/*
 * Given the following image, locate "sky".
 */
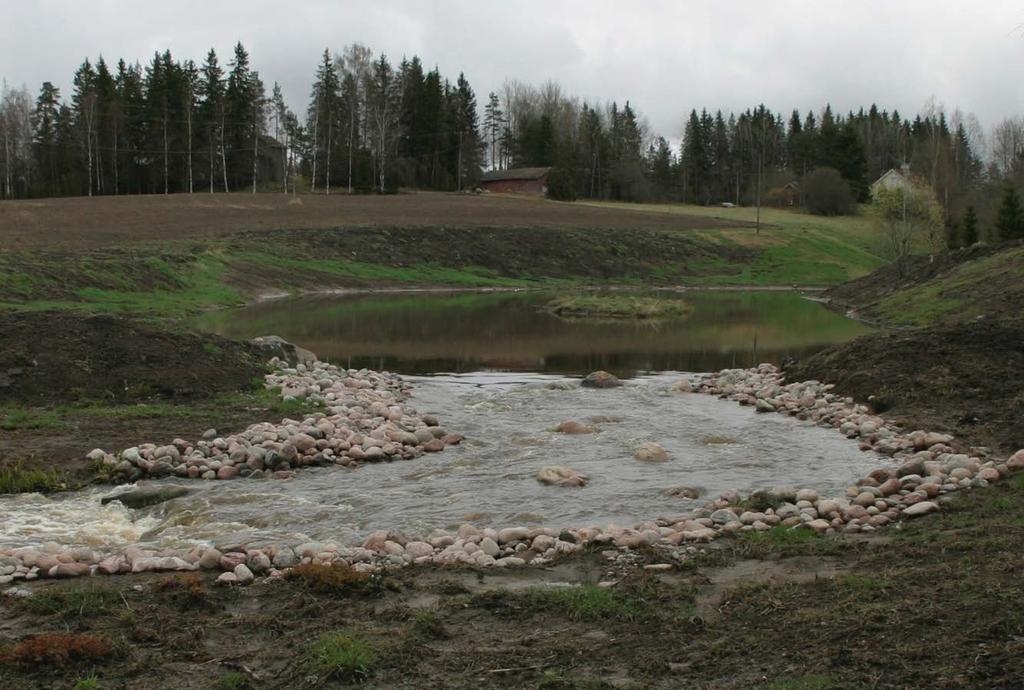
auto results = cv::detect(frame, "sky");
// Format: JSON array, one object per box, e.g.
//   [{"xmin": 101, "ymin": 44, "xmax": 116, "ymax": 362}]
[{"xmin": 2, "ymin": 0, "xmax": 1023, "ymax": 146}]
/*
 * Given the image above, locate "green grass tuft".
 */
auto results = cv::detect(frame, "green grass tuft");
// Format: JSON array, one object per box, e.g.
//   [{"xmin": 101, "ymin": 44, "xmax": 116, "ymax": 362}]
[
  {"xmin": 216, "ymin": 671, "xmax": 252, "ymax": 690},
  {"xmin": 73, "ymin": 675, "xmax": 103, "ymax": 690},
  {"xmin": 306, "ymin": 631, "xmax": 378, "ymax": 682},
  {"xmin": 18, "ymin": 582, "xmax": 125, "ymax": 619}
]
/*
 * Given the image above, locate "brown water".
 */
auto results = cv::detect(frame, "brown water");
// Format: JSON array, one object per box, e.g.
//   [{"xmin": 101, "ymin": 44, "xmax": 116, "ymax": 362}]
[{"xmin": 195, "ymin": 290, "xmax": 871, "ymax": 375}]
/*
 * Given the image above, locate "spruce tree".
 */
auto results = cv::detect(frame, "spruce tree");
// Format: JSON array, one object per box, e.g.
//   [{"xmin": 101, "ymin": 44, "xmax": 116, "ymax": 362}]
[
  {"xmin": 994, "ymin": 185, "xmax": 1024, "ymax": 241},
  {"xmin": 962, "ymin": 205, "xmax": 978, "ymax": 246}
]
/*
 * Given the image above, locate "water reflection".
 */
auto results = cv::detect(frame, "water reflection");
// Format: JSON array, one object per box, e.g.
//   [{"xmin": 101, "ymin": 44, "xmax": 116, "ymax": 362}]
[{"xmin": 195, "ymin": 290, "xmax": 871, "ymax": 376}]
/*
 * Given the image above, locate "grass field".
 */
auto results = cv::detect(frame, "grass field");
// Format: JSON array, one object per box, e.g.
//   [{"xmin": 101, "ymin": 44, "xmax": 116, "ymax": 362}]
[{"xmin": 581, "ymin": 200, "xmax": 891, "ymax": 285}]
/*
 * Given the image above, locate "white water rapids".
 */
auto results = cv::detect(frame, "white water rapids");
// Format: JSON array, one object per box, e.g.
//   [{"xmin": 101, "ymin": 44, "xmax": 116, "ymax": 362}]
[{"xmin": 0, "ymin": 372, "xmax": 884, "ymax": 553}]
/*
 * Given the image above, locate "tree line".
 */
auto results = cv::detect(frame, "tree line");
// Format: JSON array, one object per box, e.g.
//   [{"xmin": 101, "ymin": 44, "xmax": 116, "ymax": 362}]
[
  {"xmin": 1, "ymin": 43, "xmax": 1023, "ymax": 243},
  {"xmin": 0, "ymin": 42, "xmax": 485, "ymax": 198}
]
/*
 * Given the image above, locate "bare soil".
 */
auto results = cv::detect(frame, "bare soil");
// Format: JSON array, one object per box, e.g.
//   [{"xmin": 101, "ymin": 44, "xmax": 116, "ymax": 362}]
[
  {"xmin": 0, "ymin": 312, "xmax": 273, "ymax": 485},
  {"xmin": 0, "ymin": 192, "xmax": 748, "ymax": 252},
  {"xmin": 0, "ymin": 311, "xmax": 263, "ymax": 404},
  {"xmin": 785, "ymin": 320, "xmax": 1024, "ymax": 454}
]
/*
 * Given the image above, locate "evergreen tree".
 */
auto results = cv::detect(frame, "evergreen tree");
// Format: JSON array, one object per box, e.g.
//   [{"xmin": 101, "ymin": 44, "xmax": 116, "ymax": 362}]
[
  {"xmin": 994, "ymin": 185, "xmax": 1024, "ymax": 241},
  {"xmin": 198, "ymin": 49, "xmax": 226, "ymax": 192},
  {"xmin": 962, "ymin": 205, "xmax": 978, "ymax": 245},
  {"xmin": 32, "ymin": 82, "xmax": 61, "ymax": 195},
  {"xmin": 483, "ymin": 92, "xmax": 504, "ymax": 171},
  {"xmin": 224, "ymin": 42, "xmax": 261, "ymax": 190}
]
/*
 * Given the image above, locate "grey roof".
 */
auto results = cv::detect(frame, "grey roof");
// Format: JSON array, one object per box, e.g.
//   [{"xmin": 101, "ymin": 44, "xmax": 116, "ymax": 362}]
[{"xmin": 480, "ymin": 167, "xmax": 552, "ymax": 182}]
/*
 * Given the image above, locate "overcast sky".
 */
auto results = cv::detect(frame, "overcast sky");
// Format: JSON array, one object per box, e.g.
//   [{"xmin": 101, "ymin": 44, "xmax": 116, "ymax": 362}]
[{"xmin": 3, "ymin": 1, "xmax": 1023, "ymax": 143}]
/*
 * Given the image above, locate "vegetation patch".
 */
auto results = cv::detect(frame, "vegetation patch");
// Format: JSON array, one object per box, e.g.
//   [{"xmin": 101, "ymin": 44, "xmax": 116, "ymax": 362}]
[
  {"xmin": 17, "ymin": 582, "xmax": 125, "ymax": 620},
  {"xmin": 0, "ymin": 407, "xmax": 66, "ymax": 431},
  {"xmin": 305, "ymin": 631, "xmax": 378, "ymax": 682},
  {"xmin": 481, "ymin": 576, "xmax": 693, "ymax": 623},
  {"xmin": 409, "ymin": 609, "xmax": 449, "ymax": 639},
  {"xmin": 153, "ymin": 573, "xmax": 211, "ymax": 609},
  {"xmin": 287, "ymin": 562, "xmax": 380, "ymax": 596},
  {"xmin": 216, "ymin": 671, "xmax": 253, "ymax": 690},
  {"xmin": 0, "ymin": 461, "xmax": 65, "ymax": 494},
  {"xmin": 545, "ymin": 294, "xmax": 691, "ymax": 320},
  {"xmin": 0, "ymin": 633, "xmax": 111, "ymax": 669}
]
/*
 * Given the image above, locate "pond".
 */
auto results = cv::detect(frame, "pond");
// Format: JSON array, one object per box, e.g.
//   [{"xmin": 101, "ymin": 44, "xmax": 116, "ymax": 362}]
[{"xmin": 195, "ymin": 289, "xmax": 871, "ymax": 376}]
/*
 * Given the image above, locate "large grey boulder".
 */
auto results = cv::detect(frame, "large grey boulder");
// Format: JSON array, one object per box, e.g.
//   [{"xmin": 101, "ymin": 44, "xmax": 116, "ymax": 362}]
[
  {"xmin": 250, "ymin": 335, "xmax": 317, "ymax": 366},
  {"xmin": 101, "ymin": 485, "xmax": 192, "ymax": 509}
]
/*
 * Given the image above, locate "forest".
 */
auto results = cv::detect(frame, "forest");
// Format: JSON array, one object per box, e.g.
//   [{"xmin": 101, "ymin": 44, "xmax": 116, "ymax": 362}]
[{"xmin": 1, "ymin": 41, "xmax": 1023, "ymax": 240}]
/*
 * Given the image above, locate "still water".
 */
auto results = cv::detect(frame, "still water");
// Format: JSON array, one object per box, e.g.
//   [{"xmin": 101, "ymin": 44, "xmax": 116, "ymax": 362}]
[{"xmin": 195, "ymin": 289, "xmax": 871, "ymax": 375}]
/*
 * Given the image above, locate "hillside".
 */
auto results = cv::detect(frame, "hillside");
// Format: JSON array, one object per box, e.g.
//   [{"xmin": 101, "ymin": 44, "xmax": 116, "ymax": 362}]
[
  {"xmin": 0, "ymin": 194, "xmax": 890, "ymax": 316},
  {"xmin": 786, "ymin": 240, "xmax": 1024, "ymax": 453},
  {"xmin": 824, "ymin": 240, "xmax": 1024, "ymax": 326}
]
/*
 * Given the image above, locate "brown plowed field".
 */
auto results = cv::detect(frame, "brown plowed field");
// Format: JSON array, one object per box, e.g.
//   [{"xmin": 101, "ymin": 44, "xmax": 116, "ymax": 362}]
[{"xmin": 0, "ymin": 192, "xmax": 748, "ymax": 251}]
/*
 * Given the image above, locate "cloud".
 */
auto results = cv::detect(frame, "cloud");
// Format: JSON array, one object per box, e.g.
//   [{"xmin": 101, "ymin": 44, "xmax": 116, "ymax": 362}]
[{"xmin": 2, "ymin": 0, "xmax": 1022, "ymax": 138}]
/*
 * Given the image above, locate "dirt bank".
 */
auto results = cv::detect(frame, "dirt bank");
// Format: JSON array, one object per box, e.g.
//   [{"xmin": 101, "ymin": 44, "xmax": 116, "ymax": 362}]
[
  {"xmin": 786, "ymin": 320, "xmax": 1024, "ymax": 454},
  {"xmin": 0, "ymin": 312, "xmax": 306, "ymax": 488},
  {"xmin": 0, "ymin": 312, "xmax": 264, "ymax": 404}
]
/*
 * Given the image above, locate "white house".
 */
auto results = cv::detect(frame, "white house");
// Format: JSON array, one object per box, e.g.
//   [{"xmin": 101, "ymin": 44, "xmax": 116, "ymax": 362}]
[{"xmin": 869, "ymin": 165, "xmax": 912, "ymax": 198}]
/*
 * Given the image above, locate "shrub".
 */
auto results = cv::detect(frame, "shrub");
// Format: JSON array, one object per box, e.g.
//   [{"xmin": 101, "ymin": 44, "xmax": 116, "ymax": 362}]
[
  {"xmin": 545, "ymin": 167, "xmax": 577, "ymax": 201},
  {"xmin": 1, "ymin": 633, "xmax": 111, "ymax": 668},
  {"xmin": 802, "ymin": 167, "xmax": 856, "ymax": 216}
]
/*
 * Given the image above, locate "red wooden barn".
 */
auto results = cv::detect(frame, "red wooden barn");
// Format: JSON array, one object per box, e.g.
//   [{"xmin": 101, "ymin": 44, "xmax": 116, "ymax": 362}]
[{"xmin": 479, "ymin": 167, "xmax": 551, "ymax": 195}]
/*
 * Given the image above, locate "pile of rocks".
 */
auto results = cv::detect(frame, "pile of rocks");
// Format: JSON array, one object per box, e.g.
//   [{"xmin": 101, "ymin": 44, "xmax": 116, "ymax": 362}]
[
  {"xmin": 686, "ymin": 364, "xmax": 1019, "ymax": 535},
  {"xmin": 87, "ymin": 358, "xmax": 462, "ymax": 483}
]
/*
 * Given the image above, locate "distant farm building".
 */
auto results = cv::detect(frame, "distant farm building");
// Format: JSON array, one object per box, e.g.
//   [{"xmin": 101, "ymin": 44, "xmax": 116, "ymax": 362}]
[
  {"xmin": 870, "ymin": 165, "xmax": 912, "ymax": 198},
  {"xmin": 766, "ymin": 181, "xmax": 801, "ymax": 207},
  {"xmin": 479, "ymin": 167, "xmax": 551, "ymax": 195}
]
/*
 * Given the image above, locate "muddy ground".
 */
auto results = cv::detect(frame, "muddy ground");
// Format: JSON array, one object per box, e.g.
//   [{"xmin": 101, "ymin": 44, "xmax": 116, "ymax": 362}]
[{"xmin": 2, "ymin": 476, "xmax": 1023, "ymax": 689}]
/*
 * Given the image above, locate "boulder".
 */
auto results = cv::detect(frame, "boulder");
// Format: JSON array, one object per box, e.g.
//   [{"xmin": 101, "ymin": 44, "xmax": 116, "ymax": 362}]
[
  {"xmin": 536, "ymin": 466, "xmax": 589, "ymax": 487},
  {"xmin": 902, "ymin": 501, "xmax": 939, "ymax": 517},
  {"xmin": 1007, "ymin": 449, "xmax": 1024, "ymax": 470},
  {"xmin": 250, "ymin": 335, "xmax": 317, "ymax": 366},
  {"xmin": 100, "ymin": 485, "xmax": 191, "ymax": 509},
  {"xmin": 554, "ymin": 420, "xmax": 594, "ymax": 435},
  {"xmin": 664, "ymin": 486, "xmax": 702, "ymax": 499},
  {"xmin": 580, "ymin": 371, "xmax": 622, "ymax": 389},
  {"xmin": 633, "ymin": 442, "xmax": 670, "ymax": 463}
]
